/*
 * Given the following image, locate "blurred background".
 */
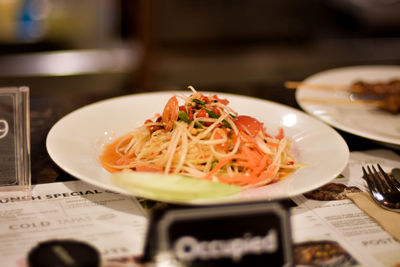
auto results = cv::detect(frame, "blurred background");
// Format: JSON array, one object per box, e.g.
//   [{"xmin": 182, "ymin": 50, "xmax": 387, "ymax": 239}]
[{"xmin": 0, "ymin": 0, "xmax": 400, "ymax": 98}]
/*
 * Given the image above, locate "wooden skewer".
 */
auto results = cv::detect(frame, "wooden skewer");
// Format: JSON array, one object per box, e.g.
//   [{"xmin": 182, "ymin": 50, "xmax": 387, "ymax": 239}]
[
  {"xmin": 299, "ymin": 98, "xmax": 384, "ymax": 107},
  {"xmin": 285, "ymin": 81, "xmax": 350, "ymax": 91}
]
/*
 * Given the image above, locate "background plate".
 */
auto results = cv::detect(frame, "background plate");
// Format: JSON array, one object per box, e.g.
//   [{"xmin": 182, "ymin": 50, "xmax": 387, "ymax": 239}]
[{"xmin": 296, "ymin": 65, "xmax": 400, "ymax": 148}]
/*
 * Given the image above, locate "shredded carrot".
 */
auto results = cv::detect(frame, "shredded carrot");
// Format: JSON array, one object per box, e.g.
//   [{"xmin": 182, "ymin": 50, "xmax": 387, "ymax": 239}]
[
  {"xmin": 268, "ymin": 142, "xmax": 279, "ymax": 147},
  {"xmin": 206, "ymin": 140, "xmax": 274, "ymax": 186}
]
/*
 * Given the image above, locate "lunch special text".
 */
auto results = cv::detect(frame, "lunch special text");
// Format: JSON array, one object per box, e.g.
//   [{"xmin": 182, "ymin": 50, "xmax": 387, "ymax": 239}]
[{"xmin": 0, "ymin": 189, "xmax": 118, "ymax": 203}]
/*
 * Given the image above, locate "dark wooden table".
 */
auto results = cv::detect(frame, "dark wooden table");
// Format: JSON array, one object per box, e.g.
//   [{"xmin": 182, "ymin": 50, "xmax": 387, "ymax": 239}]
[{"xmin": 30, "ymin": 83, "xmax": 398, "ymax": 185}]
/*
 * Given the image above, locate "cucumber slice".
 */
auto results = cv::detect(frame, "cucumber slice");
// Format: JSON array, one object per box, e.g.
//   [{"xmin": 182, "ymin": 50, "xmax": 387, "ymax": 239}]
[{"xmin": 111, "ymin": 172, "xmax": 241, "ymax": 203}]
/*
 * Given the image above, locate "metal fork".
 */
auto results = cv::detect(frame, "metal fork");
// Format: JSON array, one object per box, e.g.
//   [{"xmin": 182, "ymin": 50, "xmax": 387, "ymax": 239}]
[{"xmin": 362, "ymin": 164, "xmax": 400, "ymax": 212}]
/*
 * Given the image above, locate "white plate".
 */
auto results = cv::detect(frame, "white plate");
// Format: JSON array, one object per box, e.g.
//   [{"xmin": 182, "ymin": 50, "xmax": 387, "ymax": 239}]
[
  {"xmin": 46, "ymin": 91, "xmax": 349, "ymax": 205},
  {"xmin": 296, "ymin": 65, "xmax": 400, "ymax": 148}
]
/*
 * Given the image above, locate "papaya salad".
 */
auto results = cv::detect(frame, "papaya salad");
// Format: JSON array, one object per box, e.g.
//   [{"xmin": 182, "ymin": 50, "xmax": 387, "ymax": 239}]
[{"xmin": 100, "ymin": 87, "xmax": 301, "ymax": 189}]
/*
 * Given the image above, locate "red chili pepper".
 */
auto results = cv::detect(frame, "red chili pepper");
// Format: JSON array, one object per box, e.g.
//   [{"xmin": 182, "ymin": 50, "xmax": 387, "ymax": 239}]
[
  {"xmin": 197, "ymin": 109, "xmax": 208, "ymax": 117},
  {"xmin": 200, "ymin": 95, "xmax": 210, "ymax": 104},
  {"xmin": 212, "ymin": 95, "xmax": 229, "ymax": 105}
]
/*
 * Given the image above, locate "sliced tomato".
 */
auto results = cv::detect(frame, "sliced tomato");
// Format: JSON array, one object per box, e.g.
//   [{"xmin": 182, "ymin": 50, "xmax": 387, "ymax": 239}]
[{"xmin": 233, "ymin": 115, "xmax": 263, "ymax": 137}]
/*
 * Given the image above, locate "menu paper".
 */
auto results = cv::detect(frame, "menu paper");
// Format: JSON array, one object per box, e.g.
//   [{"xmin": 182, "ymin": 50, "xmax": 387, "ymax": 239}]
[
  {"xmin": 0, "ymin": 181, "xmax": 148, "ymax": 267},
  {"xmin": 290, "ymin": 149, "xmax": 400, "ymax": 267}
]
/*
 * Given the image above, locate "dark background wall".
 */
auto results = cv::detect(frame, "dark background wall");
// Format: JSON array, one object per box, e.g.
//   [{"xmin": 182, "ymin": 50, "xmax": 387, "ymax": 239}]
[{"xmin": 0, "ymin": 0, "xmax": 399, "ymax": 95}]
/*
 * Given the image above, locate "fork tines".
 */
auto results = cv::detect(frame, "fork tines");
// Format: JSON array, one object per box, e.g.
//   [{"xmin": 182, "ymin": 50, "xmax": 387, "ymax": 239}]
[
  {"xmin": 365, "ymin": 164, "xmax": 400, "ymax": 193},
  {"xmin": 362, "ymin": 164, "xmax": 400, "ymax": 211}
]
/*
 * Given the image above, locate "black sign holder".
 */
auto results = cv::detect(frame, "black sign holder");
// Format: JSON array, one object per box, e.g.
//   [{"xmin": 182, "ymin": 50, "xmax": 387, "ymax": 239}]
[
  {"xmin": 140, "ymin": 200, "xmax": 293, "ymax": 267},
  {"xmin": 0, "ymin": 87, "xmax": 31, "ymax": 193}
]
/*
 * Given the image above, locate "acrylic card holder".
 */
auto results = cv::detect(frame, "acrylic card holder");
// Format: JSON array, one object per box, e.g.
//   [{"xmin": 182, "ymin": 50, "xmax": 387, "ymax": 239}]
[{"xmin": 0, "ymin": 87, "xmax": 31, "ymax": 192}]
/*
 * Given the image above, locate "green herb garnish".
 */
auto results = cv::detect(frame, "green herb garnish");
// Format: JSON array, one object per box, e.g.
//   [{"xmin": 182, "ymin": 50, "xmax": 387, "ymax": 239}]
[
  {"xmin": 193, "ymin": 99, "xmax": 206, "ymax": 105},
  {"xmin": 201, "ymin": 108, "xmax": 231, "ymax": 128},
  {"xmin": 194, "ymin": 121, "xmax": 204, "ymax": 128},
  {"xmin": 178, "ymin": 111, "xmax": 191, "ymax": 123},
  {"xmin": 203, "ymin": 108, "xmax": 219, "ymax": 119}
]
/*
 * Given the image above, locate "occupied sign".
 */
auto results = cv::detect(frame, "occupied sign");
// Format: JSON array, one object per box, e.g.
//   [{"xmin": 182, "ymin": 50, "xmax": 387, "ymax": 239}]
[{"xmin": 142, "ymin": 201, "xmax": 293, "ymax": 266}]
